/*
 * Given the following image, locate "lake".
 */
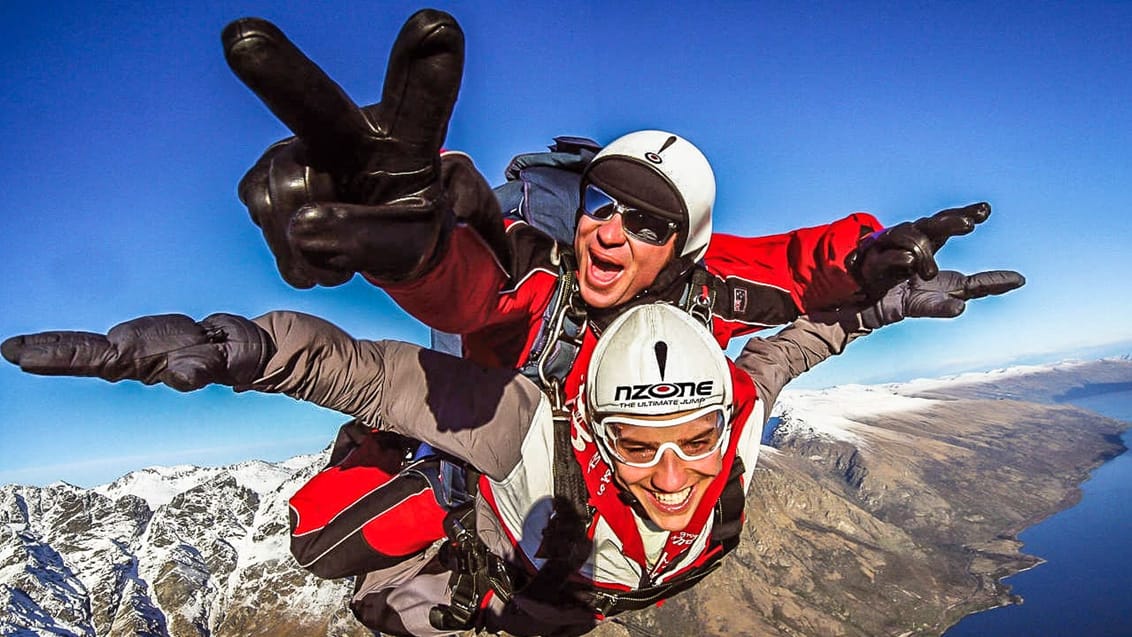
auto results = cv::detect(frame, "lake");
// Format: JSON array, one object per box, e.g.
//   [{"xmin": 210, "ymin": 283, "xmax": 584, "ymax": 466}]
[{"xmin": 944, "ymin": 390, "xmax": 1132, "ymax": 636}]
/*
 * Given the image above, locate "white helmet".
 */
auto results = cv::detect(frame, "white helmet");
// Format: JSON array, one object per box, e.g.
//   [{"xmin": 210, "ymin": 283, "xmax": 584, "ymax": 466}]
[
  {"xmin": 584, "ymin": 304, "xmax": 733, "ymax": 465},
  {"xmin": 582, "ymin": 130, "xmax": 716, "ymax": 262}
]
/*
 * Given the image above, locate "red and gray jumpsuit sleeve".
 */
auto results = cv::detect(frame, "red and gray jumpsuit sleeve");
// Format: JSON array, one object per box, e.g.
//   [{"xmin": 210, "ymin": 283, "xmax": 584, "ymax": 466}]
[
  {"xmin": 705, "ymin": 213, "xmax": 882, "ymax": 318},
  {"xmin": 359, "ymin": 151, "xmax": 552, "ymax": 337},
  {"xmin": 248, "ymin": 310, "xmax": 542, "ymax": 479}
]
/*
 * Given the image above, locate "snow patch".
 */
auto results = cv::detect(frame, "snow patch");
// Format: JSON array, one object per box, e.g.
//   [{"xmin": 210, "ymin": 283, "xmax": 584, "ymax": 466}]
[{"xmin": 773, "ymin": 384, "xmax": 939, "ymax": 445}]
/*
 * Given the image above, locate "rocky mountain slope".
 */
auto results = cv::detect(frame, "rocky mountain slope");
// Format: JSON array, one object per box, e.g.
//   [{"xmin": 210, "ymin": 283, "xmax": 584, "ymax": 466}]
[
  {"xmin": 3, "ymin": 357, "xmax": 1130, "ymax": 636},
  {"xmin": 0, "ymin": 457, "xmax": 369, "ymax": 636}
]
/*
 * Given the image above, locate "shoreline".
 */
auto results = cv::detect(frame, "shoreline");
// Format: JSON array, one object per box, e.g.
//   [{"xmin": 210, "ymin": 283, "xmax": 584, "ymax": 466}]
[{"xmin": 942, "ymin": 394, "xmax": 1132, "ymax": 635}]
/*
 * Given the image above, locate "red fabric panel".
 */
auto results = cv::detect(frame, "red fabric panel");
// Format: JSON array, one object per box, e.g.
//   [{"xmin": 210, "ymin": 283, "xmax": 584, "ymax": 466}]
[{"xmin": 289, "ymin": 465, "xmax": 395, "ymax": 535}]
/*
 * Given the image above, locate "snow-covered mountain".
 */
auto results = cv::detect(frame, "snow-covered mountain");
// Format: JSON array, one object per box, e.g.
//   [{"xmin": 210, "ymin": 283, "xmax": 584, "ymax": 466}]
[
  {"xmin": 0, "ymin": 453, "xmax": 368, "ymax": 637},
  {"xmin": 2, "ymin": 357, "xmax": 1130, "ymax": 637}
]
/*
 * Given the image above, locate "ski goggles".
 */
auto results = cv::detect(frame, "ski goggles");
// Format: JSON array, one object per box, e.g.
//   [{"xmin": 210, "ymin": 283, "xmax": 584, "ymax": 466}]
[
  {"xmin": 580, "ymin": 184, "xmax": 679, "ymax": 246},
  {"xmin": 596, "ymin": 405, "xmax": 730, "ymax": 468}
]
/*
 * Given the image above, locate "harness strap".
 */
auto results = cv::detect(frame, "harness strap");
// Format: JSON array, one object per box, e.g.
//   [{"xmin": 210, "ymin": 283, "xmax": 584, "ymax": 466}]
[
  {"xmin": 582, "ymin": 557, "xmax": 726, "ymax": 616},
  {"xmin": 429, "ymin": 504, "xmax": 482, "ymax": 630},
  {"xmin": 428, "ymin": 465, "xmax": 494, "ymax": 632},
  {"xmin": 680, "ymin": 265, "xmax": 718, "ymax": 328},
  {"xmin": 518, "ymin": 250, "xmax": 586, "ymax": 399},
  {"xmin": 523, "ymin": 405, "xmax": 595, "ymax": 604},
  {"xmin": 712, "ymin": 457, "xmax": 747, "ymax": 552}
]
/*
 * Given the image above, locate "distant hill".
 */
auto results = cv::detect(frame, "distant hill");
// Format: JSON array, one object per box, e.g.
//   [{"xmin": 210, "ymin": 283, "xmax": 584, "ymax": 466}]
[{"xmin": 3, "ymin": 358, "xmax": 1130, "ymax": 636}]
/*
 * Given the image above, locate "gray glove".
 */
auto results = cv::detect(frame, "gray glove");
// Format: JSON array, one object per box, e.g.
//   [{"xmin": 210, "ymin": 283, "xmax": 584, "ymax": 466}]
[
  {"xmin": 858, "ymin": 269, "xmax": 1025, "ymax": 329},
  {"xmin": 1, "ymin": 314, "xmax": 273, "ymax": 392}
]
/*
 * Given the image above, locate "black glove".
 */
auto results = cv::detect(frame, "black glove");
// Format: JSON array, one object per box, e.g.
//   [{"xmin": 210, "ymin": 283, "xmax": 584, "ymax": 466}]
[
  {"xmin": 1, "ymin": 314, "xmax": 273, "ymax": 392},
  {"xmin": 858, "ymin": 269, "xmax": 1025, "ymax": 329},
  {"xmin": 847, "ymin": 202, "xmax": 991, "ymax": 299},
  {"xmin": 223, "ymin": 10, "xmax": 464, "ymax": 287}
]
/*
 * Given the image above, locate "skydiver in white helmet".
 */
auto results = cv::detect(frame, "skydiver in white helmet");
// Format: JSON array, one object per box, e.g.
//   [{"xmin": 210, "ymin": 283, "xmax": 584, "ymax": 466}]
[{"xmin": 227, "ymin": 12, "xmax": 1013, "ymax": 392}]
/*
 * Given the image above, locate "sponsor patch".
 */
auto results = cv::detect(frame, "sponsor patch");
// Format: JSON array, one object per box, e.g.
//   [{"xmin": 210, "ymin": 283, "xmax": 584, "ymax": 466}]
[{"xmin": 733, "ymin": 288, "xmax": 748, "ymax": 313}]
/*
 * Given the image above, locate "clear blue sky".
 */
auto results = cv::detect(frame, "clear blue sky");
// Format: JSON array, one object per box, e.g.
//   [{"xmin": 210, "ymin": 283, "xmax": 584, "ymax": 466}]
[{"xmin": 2, "ymin": 1, "xmax": 1130, "ymax": 487}]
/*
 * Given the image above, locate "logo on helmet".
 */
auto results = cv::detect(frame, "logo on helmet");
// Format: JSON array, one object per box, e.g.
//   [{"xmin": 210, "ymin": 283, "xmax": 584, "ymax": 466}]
[
  {"xmin": 644, "ymin": 135, "xmax": 679, "ymax": 165},
  {"xmin": 613, "ymin": 380, "xmax": 715, "ymax": 402}
]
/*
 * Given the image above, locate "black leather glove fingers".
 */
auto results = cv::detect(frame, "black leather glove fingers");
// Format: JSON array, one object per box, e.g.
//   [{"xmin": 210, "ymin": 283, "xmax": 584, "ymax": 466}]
[
  {"xmin": 287, "ymin": 199, "xmax": 446, "ymax": 280},
  {"xmin": 238, "ymin": 139, "xmax": 349, "ymax": 288},
  {"xmin": 850, "ymin": 202, "xmax": 992, "ymax": 298},
  {"xmin": 2, "ymin": 315, "xmax": 206, "ymax": 382},
  {"xmin": 223, "ymin": 11, "xmax": 463, "ymax": 287},
  {"xmin": 2, "ymin": 330, "xmax": 123, "ymax": 378},
  {"xmin": 288, "ymin": 152, "xmax": 504, "ymax": 280},
  {"xmin": 1, "ymin": 314, "xmax": 273, "ymax": 392},
  {"xmin": 911, "ymin": 202, "xmax": 990, "ymax": 254},
  {"xmin": 859, "ymin": 269, "xmax": 1025, "ymax": 329},
  {"xmin": 956, "ymin": 269, "xmax": 1025, "ymax": 297},
  {"xmin": 853, "ymin": 221, "xmax": 935, "ymax": 294},
  {"xmin": 223, "ymin": 11, "xmax": 461, "ymax": 182}
]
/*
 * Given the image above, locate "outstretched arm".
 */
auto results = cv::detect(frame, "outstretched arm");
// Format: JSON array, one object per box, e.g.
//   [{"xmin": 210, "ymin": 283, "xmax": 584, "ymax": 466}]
[
  {"xmin": 250, "ymin": 311, "xmax": 541, "ymax": 479},
  {"xmin": 707, "ymin": 202, "xmax": 997, "ymax": 339},
  {"xmin": 705, "ymin": 213, "xmax": 882, "ymax": 324},
  {"xmin": 2, "ymin": 311, "xmax": 539, "ymax": 480},
  {"xmin": 738, "ymin": 269, "xmax": 1026, "ymax": 408}
]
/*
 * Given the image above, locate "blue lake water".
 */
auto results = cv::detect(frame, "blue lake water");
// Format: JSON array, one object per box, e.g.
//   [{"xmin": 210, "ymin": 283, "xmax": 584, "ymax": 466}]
[{"xmin": 945, "ymin": 390, "xmax": 1132, "ymax": 637}]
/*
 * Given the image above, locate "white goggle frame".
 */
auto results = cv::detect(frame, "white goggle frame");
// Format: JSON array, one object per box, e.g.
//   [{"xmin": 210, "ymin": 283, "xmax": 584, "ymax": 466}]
[{"xmin": 595, "ymin": 404, "xmax": 731, "ymax": 468}]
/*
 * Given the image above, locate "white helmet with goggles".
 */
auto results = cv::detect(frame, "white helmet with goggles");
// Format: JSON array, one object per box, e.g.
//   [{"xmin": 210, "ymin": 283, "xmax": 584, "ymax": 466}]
[
  {"xmin": 585, "ymin": 303, "xmax": 733, "ymax": 468},
  {"xmin": 581, "ymin": 130, "xmax": 716, "ymax": 262}
]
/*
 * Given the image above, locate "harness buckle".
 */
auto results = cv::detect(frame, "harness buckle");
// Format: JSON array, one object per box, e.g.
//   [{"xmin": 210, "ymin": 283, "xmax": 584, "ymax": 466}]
[{"xmin": 688, "ymin": 291, "xmax": 713, "ymax": 326}]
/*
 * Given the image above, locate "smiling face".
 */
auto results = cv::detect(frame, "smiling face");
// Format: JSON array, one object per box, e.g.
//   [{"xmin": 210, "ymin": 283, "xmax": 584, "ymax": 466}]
[
  {"xmin": 607, "ymin": 411, "xmax": 726, "ymax": 532},
  {"xmin": 573, "ymin": 213, "xmax": 677, "ymax": 309}
]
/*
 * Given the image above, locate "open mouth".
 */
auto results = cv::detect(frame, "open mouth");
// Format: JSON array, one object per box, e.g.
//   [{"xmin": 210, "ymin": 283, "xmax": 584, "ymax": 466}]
[
  {"xmin": 587, "ymin": 251, "xmax": 624, "ymax": 286},
  {"xmin": 649, "ymin": 486, "xmax": 693, "ymax": 512}
]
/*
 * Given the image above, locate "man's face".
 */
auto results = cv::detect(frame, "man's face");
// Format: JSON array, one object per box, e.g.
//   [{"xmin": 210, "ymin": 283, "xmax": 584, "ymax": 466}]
[
  {"xmin": 607, "ymin": 411, "xmax": 725, "ymax": 532},
  {"xmin": 574, "ymin": 212, "xmax": 677, "ymax": 309}
]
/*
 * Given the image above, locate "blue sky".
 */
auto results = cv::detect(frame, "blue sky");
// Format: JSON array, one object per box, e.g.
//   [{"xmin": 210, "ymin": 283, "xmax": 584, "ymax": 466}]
[{"xmin": 2, "ymin": 1, "xmax": 1130, "ymax": 487}]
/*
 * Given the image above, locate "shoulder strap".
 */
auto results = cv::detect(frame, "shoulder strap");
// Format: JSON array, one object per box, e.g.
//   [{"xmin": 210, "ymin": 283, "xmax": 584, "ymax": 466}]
[
  {"xmin": 518, "ymin": 249, "xmax": 587, "ymax": 397},
  {"xmin": 679, "ymin": 265, "xmax": 718, "ymax": 328},
  {"xmin": 522, "ymin": 407, "xmax": 595, "ymax": 605},
  {"xmin": 711, "ymin": 456, "xmax": 746, "ymax": 551}
]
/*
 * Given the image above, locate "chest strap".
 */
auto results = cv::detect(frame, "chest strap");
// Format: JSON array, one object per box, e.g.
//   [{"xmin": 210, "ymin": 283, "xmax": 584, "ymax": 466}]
[{"xmin": 518, "ymin": 248, "xmax": 586, "ymax": 397}]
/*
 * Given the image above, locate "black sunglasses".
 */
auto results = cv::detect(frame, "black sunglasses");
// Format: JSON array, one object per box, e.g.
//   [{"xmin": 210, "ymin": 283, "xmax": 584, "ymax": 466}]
[{"xmin": 580, "ymin": 184, "xmax": 678, "ymax": 246}]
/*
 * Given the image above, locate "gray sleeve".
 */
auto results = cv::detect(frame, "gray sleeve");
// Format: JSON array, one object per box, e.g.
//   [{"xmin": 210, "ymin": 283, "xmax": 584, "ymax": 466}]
[
  {"xmin": 734, "ymin": 315, "xmax": 868, "ymax": 417},
  {"xmin": 246, "ymin": 310, "xmax": 541, "ymax": 479}
]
